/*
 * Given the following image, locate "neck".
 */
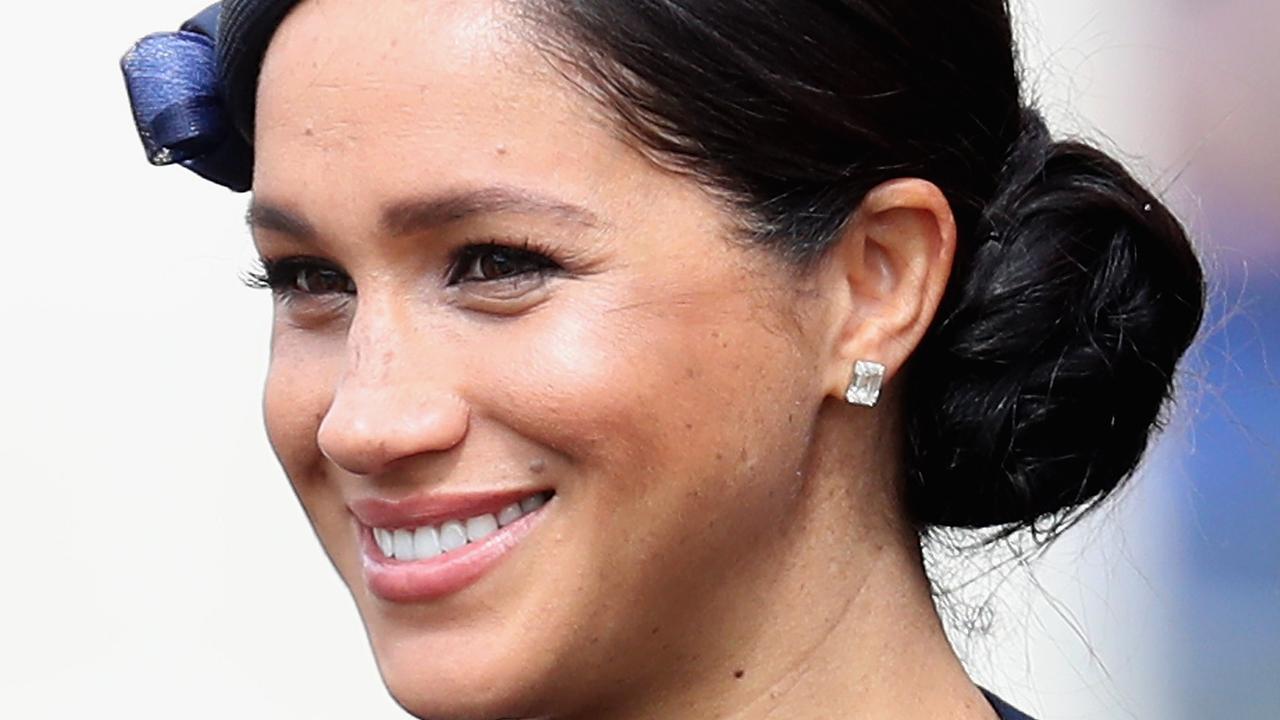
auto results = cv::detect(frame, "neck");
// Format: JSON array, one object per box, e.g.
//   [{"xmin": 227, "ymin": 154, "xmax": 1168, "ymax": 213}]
[
  {"xmin": 567, "ymin": 398, "xmax": 998, "ymax": 720},
  {"xmin": 716, "ymin": 537, "xmax": 996, "ymax": 720}
]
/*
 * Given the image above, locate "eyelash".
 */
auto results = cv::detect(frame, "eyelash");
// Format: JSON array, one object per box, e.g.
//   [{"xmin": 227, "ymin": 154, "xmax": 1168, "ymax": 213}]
[{"xmin": 243, "ymin": 238, "xmax": 562, "ymax": 296}]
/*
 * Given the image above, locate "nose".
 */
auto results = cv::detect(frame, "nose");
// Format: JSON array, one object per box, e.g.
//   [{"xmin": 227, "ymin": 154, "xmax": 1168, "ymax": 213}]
[{"xmin": 316, "ymin": 311, "xmax": 470, "ymax": 477}]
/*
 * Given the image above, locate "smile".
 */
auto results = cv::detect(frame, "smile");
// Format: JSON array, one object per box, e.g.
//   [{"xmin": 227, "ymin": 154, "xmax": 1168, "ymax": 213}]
[
  {"xmin": 351, "ymin": 490, "xmax": 555, "ymax": 603},
  {"xmin": 370, "ymin": 491, "xmax": 551, "ymax": 562}
]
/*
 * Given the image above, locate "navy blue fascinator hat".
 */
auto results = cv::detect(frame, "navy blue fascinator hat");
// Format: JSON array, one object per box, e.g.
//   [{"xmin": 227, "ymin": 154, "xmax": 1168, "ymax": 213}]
[{"xmin": 121, "ymin": 1, "xmax": 303, "ymax": 192}]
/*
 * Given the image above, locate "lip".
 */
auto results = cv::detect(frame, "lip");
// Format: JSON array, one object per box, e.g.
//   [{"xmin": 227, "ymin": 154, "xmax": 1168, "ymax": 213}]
[
  {"xmin": 350, "ymin": 489, "xmax": 550, "ymax": 529},
  {"xmin": 351, "ymin": 490, "xmax": 553, "ymax": 603}
]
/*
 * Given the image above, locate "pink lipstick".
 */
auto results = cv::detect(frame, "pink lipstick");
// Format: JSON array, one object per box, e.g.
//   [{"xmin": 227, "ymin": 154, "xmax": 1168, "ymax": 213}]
[{"xmin": 350, "ymin": 489, "xmax": 553, "ymax": 603}]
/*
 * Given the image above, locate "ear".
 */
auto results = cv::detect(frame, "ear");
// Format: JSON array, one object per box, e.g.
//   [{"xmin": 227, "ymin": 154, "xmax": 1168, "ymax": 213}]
[{"xmin": 818, "ymin": 179, "xmax": 957, "ymax": 402}]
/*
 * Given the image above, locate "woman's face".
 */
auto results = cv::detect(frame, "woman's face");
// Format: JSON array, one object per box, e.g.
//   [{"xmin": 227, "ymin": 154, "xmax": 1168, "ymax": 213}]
[{"xmin": 253, "ymin": 0, "xmax": 834, "ymax": 716}]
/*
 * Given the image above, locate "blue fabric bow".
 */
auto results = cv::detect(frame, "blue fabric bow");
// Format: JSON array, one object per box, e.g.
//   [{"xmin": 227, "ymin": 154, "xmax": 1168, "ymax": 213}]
[{"xmin": 121, "ymin": 4, "xmax": 253, "ymax": 192}]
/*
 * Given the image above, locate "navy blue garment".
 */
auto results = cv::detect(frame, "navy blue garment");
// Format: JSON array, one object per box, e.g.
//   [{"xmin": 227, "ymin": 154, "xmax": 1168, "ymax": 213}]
[{"xmin": 982, "ymin": 688, "xmax": 1036, "ymax": 720}]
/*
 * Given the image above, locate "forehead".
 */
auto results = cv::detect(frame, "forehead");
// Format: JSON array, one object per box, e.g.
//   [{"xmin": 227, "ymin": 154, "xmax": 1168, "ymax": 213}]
[{"xmin": 252, "ymin": 0, "xmax": 626, "ymax": 220}]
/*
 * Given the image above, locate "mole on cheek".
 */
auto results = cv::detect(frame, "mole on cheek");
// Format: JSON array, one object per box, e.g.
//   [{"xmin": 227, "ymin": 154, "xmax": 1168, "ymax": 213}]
[{"xmin": 530, "ymin": 458, "xmax": 547, "ymax": 474}]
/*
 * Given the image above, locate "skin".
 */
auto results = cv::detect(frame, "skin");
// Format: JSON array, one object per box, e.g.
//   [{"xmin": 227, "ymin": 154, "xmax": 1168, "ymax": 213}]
[{"xmin": 250, "ymin": 0, "xmax": 998, "ymax": 718}]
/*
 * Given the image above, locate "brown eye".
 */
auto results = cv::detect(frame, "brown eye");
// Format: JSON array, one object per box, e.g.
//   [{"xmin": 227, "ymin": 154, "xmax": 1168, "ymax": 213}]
[
  {"xmin": 475, "ymin": 249, "xmax": 521, "ymax": 280},
  {"xmin": 295, "ymin": 266, "xmax": 356, "ymax": 295},
  {"xmin": 452, "ymin": 243, "xmax": 559, "ymax": 284},
  {"xmin": 255, "ymin": 257, "xmax": 356, "ymax": 296}
]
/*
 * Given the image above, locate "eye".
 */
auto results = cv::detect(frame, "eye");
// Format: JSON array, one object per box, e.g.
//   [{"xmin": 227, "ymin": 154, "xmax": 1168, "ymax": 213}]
[
  {"xmin": 450, "ymin": 242, "xmax": 560, "ymax": 285},
  {"xmin": 247, "ymin": 257, "xmax": 356, "ymax": 296}
]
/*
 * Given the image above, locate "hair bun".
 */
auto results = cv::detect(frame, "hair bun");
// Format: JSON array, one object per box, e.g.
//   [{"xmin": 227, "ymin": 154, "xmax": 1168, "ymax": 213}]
[{"xmin": 904, "ymin": 108, "xmax": 1205, "ymax": 530}]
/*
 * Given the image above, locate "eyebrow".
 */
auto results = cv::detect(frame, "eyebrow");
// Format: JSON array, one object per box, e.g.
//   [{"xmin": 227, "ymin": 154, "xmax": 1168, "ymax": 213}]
[
  {"xmin": 381, "ymin": 186, "xmax": 600, "ymax": 236},
  {"xmin": 246, "ymin": 185, "xmax": 600, "ymax": 240},
  {"xmin": 246, "ymin": 201, "xmax": 317, "ymax": 240}
]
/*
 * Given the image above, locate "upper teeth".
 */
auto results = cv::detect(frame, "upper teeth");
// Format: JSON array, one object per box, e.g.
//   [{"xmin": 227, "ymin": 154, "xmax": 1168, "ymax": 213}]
[{"xmin": 372, "ymin": 492, "xmax": 550, "ymax": 562}]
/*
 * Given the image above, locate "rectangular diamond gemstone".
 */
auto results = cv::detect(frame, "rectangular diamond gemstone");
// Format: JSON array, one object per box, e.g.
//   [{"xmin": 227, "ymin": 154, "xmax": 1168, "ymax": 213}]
[{"xmin": 845, "ymin": 360, "xmax": 886, "ymax": 407}]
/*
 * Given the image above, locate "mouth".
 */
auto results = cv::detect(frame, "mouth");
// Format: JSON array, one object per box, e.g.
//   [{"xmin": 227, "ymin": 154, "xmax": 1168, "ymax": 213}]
[{"xmin": 351, "ymin": 489, "xmax": 555, "ymax": 603}]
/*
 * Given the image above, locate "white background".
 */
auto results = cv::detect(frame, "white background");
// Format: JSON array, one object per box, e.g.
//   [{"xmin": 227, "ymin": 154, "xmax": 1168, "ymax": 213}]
[{"xmin": 1, "ymin": 1, "xmax": 1273, "ymax": 717}]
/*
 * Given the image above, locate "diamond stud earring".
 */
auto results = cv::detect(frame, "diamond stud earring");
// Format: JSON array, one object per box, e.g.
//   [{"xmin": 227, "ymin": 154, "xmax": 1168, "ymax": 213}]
[{"xmin": 845, "ymin": 360, "xmax": 886, "ymax": 407}]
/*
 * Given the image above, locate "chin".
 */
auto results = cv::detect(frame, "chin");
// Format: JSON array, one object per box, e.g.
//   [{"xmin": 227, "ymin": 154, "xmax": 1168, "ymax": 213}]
[
  {"xmin": 350, "ymin": 581, "xmax": 572, "ymax": 720},
  {"xmin": 371, "ymin": 633, "xmax": 545, "ymax": 720}
]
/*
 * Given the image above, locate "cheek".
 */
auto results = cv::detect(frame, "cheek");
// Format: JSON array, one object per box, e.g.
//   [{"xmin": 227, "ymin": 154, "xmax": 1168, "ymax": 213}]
[
  {"xmin": 262, "ymin": 328, "xmax": 343, "ymax": 481},
  {"xmin": 476, "ymin": 298, "xmax": 668, "ymax": 459},
  {"xmin": 472, "ymin": 274, "xmax": 825, "ymax": 684},
  {"xmin": 478, "ymin": 272, "xmax": 822, "ymax": 555},
  {"xmin": 467, "ymin": 289, "xmax": 739, "ymax": 475}
]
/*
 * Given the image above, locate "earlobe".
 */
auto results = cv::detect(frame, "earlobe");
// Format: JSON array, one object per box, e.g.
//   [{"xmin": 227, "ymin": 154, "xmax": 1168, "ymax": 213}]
[{"xmin": 821, "ymin": 179, "xmax": 957, "ymax": 402}]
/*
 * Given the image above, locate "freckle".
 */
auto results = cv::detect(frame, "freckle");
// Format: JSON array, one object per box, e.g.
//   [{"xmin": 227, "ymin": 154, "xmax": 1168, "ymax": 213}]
[
  {"xmin": 685, "ymin": 422, "xmax": 694, "ymax": 431},
  {"xmin": 303, "ymin": 127, "xmax": 314, "ymax": 137},
  {"xmin": 715, "ymin": 452, "xmax": 724, "ymax": 461},
  {"xmin": 651, "ymin": 626, "xmax": 660, "ymax": 635},
  {"xmin": 734, "ymin": 670, "xmax": 745, "ymax": 679},
  {"xmin": 529, "ymin": 458, "xmax": 547, "ymax": 474}
]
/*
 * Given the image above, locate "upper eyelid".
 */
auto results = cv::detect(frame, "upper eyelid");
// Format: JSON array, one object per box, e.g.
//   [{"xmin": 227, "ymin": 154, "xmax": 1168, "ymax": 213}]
[{"xmin": 250, "ymin": 237, "xmax": 566, "ymax": 291}]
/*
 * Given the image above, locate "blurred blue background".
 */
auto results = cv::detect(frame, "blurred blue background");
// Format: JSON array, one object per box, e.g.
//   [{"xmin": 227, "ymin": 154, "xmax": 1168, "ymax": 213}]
[{"xmin": 1174, "ymin": 190, "xmax": 1280, "ymax": 719}]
